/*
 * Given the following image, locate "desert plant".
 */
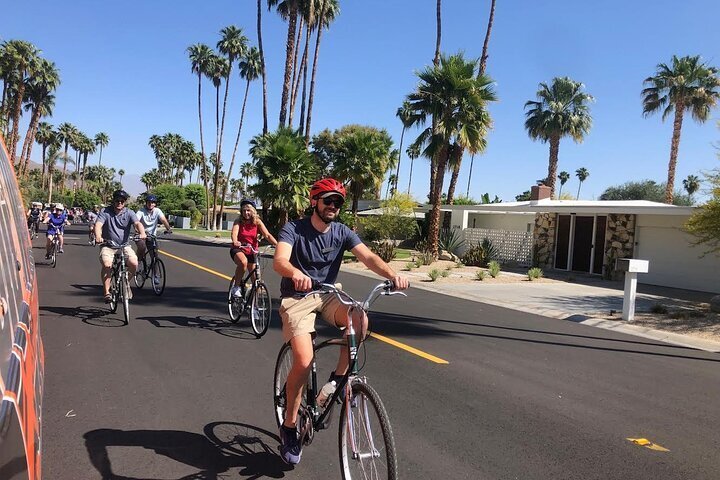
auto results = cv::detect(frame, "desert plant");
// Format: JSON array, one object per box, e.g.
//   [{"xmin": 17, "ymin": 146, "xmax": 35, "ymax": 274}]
[
  {"xmin": 455, "ymin": 261, "xmax": 464, "ymax": 268},
  {"xmin": 650, "ymin": 303, "xmax": 669, "ymax": 314},
  {"xmin": 405, "ymin": 262, "xmax": 417, "ymax": 271},
  {"xmin": 440, "ymin": 269, "xmax": 450, "ymax": 278},
  {"xmin": 475, "ymin": 270, "xmax": 487, "ymax": 281},
  {"xmin": 439, "ymin": 228, "xmax": 466, "ymax": 254},
  {"xmin": 428, "ymin": 269, "xmax": 441, "ymax": 281},
  {"xmin": 488, "ymin": 261, "xmax": 501, "ymax": 278},
  {"xmin": 528, "ymin": 267, "xmax": 543, "ymax": 280},
  {"xmin": 461, "ymin": 238, "xmax": 498, "ymax": 267},
  {"xmin": 480, "ymin": 238, "xmax": 499, "ymax": 264},
  {"xmin": 415, "ymin": 239, "xmax": 434, "ymax": 265},
  {"xmin": 369, "ymin": 241, "xmax": 397, "ymax": 263}
]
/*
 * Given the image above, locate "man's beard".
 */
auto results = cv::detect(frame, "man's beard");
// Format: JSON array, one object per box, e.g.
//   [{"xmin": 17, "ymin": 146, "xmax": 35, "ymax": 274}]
[{"xmin": 316, "ymin": 206, "xmax": 337, "ymax": 224}]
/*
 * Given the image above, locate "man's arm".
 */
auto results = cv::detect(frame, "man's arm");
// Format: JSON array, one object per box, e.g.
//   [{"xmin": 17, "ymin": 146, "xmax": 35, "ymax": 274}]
[
  {"xmin": 159, "ymin": 214, "xmax": 172, "ymax": 232},
  {"xmin": 94, "ymin": 221, "xmax": 104, "ymax": 243},
  {"xmin": 273, "ymin": 241, "xmax": 312, "ymax": 292},
  {"xmin": 134, "ymin": 221, "xmax": 147, "ymax": 239},
  {"xmin": 351, "ymin": 243, "xmax": 409, "ymax": 290}
]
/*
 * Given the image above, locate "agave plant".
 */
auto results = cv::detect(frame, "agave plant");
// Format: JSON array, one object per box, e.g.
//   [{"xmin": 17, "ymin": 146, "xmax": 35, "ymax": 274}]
[{"xmin": 439, "ymin": 228, "xmax": 466, "ymax": 254}]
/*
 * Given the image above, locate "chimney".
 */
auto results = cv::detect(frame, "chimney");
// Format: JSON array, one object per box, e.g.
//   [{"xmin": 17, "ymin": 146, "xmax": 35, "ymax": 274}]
[{"xmin": 530, "ymin": 184, "xmax": 551, "ymax": 201}]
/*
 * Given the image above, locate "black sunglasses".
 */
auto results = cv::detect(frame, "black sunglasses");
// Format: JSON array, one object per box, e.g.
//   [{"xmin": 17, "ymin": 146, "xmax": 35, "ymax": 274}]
[
  {"xmin": 321, "ymin": 197, "xmax": 344, "ymax": 208},
  {"xmin": 114, "ymin": 198, "xmax": 126, "ymax": 203}
]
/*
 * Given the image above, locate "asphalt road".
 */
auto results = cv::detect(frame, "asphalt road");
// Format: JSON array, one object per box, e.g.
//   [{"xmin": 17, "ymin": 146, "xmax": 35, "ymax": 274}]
[{"xmin": 36, "ymin": 225, "xmax": 720, "ymax": 479}]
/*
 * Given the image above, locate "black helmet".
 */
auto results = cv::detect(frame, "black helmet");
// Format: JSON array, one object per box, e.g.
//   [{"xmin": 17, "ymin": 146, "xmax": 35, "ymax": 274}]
[
  {"xmin": 146, "ymin": 194, "xmax": 158, "ymax": 203},
  {"xmin": 240, "ymin": 199, "xmax": 256, "ymax": 209},
  {"xmin": 112, "ymin": 189, "xmax": 129, "ymax": 201}
]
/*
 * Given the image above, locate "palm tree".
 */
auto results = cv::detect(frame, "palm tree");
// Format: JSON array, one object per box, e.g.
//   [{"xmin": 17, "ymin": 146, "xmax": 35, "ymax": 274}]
[
  {"xmin": 240, "ymin": 162, "xmax": 254, "ymax": 189},
  {"xmin": 250, "ymin": 127, "xmax": 318, "ymax": 225},
  {"xmin": 393, "ymin": 101, "xmax": 414, "ymax": 195},
  {"xmin": 94, "ymin": 132, "xmax": 109, "ymax": 165},
  {"xmin": 434, "ymin": 0, "xmax": 441, "ymax": 66},
  {"xmin": 406, "ymin": 143, "xmax": 420, "ymax": 194},
  {"xmin": 118, "ymin": 168, "xmax": 125, "ymax": 185},
  {"xmin": 557, "ymin": 171, "xmax": 570, "ymax": 198},
  {"xmin": 386, "ymin": 174, "xmax": 398, "ymax": 199},
  {"xmin": 56, "ymin": 122, "xmax": 78, "ymax": 189},
  {"xmin": 270, "ymin": 0, "xmax": 300, "ymax": 127},
  {"xmin": 683, "ymin": 174, "xmax": 701, "ymax": 197},
  {"xmin": 478, "ymin": 0, "xmax": 496, "ymax": 75},
  {"xmin": 575, "ymin": 167, "xmax": 589, "ymax": 199},
  {"xmin": 78, "ymin": 133, "xmax": 96, "ymax": 189},
  {"xmin": 405, "ymin": 53, "xmax": 496, "ymax": 255},
  {"xmin": 35, "ymin": 122, "xmax": 55, "ymax": 186},
  {"xmin": 45, "ymin": 144, "xmax": 72, "ymax": 204},
  {"xmin": 219, "ymin": 47, "xmax": 261, "ymax": 228},
  {"xmin": 230, "ymin": 178, "xmax": 245, "ymax": 203},
  {"xmin": 257, "ymin": 0, "xmax": 269, "ymax": 134},
  {"xmin": 141, "ymin": 168, "xmax": 161, "ymax": 192},
  {"xmin": 2, "ymin": 40, "xmax": 39, "ymax": 165},
  {"xmin": 524, "ymin": 77, "xmax": 594, "ymax": 198},
  {"xmin": 289, "ymin": 0, "xmax": 313, "ymax": 129},
  {"xmin": 188, "ymin": 43, "xmax": 214, "ymax": 226},
  {"xmin": 304, "ymin": 0, "xmax": 339, "ymax": 146},
  {"xmin": 642, "ymin": 55, "xmax": 720, "ymax": 204}
]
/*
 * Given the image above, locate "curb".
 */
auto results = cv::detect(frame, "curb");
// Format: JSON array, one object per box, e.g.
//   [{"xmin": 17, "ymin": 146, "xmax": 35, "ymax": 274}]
[{"xmin": 340, "ymin": 264, "xmax": 720, "ymax": 353}]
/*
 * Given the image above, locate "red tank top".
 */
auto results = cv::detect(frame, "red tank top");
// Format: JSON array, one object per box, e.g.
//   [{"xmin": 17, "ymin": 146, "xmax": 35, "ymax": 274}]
[{"xmin": 237, "ymin": 221, "xmax": 258, "ymax": 248}]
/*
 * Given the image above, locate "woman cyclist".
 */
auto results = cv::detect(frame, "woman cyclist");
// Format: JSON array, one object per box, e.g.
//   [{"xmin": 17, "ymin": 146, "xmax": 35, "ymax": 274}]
[{"xmin": 229, "ymin": 199, "xmax": 277, "ymax": 297}]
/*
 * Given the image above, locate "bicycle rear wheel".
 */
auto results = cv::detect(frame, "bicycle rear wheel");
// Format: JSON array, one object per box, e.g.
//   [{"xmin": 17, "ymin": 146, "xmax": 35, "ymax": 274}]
[
  {"xmin": 227, "ymin": 278, "xmax": 243, "ymax": 323},
  {"xmin": 273, "ymin": 342, "xmax": 301, "ymax": 430},
  {"xmin": 151, "ymin": 258, "xmax": 166, "ymax": 295},
  {"xmin": 134, "ymin": 257, "xmax": 147, "ymax": 289},
  {"xmin": 339, "ymin": 381, "xmax": 397, "ymax": 480},
  {"xmin": 50, "ymin": 243, "xmax": 57, "ymax": 268},
  {"xmin": 121, "ymin": 274, "xmax": 130, "ymax": 324},
  {"xmin": 109, "ymin": 274, "xmax": 119, "ymax": 313},
  {"xmin": 250, "ymin": 282, "xmax": 271, "ymax": 337}
]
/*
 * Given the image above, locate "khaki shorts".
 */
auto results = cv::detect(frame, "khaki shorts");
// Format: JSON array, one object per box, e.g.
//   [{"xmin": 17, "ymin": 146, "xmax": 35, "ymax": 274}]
[
  {"xmin": 280, "ymin": 292, "xmax": 345, "ymax": 343},
  {"xmin": 99, "ymin": 246, "xmax": 137, "ymax": 267}
]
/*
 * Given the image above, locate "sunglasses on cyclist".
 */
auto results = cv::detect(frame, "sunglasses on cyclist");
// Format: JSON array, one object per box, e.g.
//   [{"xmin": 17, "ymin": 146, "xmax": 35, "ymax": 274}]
[
  {"xmin": 113, "ymin": 198, "xmax": 126, "ymax": 204},
  {"xmin": 321, "ymin": 197, "xmax": 344, "ymax": 208}
]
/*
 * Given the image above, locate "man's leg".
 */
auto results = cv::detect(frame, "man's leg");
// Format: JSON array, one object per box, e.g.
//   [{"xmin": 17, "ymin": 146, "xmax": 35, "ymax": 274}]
[
  {"xmin": 283, "ymin": 333, "xmax": 314, "ymax": 428},
  {"xmin": 332, "ymin": 305, "xmax": 368, "ymax": 376},
  {"xmin": 125, "ymin": 246, "xmax": 138, "ymax": 276},
  {"xmin": 100, "ymin": 248, "xmax": 113, "ymax": 296},
  {"xmin": 46, "ymin": 234, "xmax": 53, "ymax": 256}
]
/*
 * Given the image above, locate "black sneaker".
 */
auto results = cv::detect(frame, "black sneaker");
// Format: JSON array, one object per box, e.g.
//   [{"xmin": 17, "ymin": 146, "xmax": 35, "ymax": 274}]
[{"xmin": 279, "ymin": 424, "xmax": 302, "ymax": 465}]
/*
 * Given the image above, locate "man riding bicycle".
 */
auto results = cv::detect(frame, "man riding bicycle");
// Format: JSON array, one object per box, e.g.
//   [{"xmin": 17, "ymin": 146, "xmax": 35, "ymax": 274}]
[
  {"xmin": 27, "ymin": 201, "xmax": 43, "ymax": 236},
  {"xmin": 86, "ymin": 205, "xmax": 100, "ymax": 244},
  {"xmin": 95, "ymin": 190, "xmax": 147, "ymax": 303},
  {"xmin": 230, "ymin": 199, "xmax": 277, "ymax": 298},
  {"xmin": 273, "ymin": 178, "xmax": 409, "ymax": 465},
  {"xmin": 135, "ymin": 194, "xmax": 173, "ymax": 277},
  {"xmin": 43, "ymin": 204, "xmax": 70, "ymax": 257}
]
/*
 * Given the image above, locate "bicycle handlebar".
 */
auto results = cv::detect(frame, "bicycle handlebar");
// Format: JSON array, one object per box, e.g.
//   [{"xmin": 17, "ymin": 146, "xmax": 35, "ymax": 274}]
[{"xmin": 307, "ymin": 280, "xmax": 407, "ymax": 311}]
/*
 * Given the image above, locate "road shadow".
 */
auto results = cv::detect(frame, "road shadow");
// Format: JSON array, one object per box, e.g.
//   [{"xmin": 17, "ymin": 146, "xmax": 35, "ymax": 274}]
[
  {"xmin": 368, "ymin": 310, "xmax": 720, "ymax": 363},
  {"xmin": 165, "ymin": 235, "xmax": 230, "ymax": 249},
  {"xmin": 135, "ymin": 309, "xmax": 282, "ymax": 340},
  {"xmin": 83, "ymin": 424, "xmax": 288, "ymax": 479},
  {"xmin": 40, "ymin": 305, "xmax": 126, "ymax": 328}
]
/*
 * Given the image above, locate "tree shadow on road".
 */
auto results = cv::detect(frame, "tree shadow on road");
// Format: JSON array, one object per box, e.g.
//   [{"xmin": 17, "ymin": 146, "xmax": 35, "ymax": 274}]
[
  {"xmin": 40, "ymin": 305, "xmax": 126, "ymax": 327},
  {"xmin": 83, "ymin": 423, "xmax": 288, "ymax": 480}
]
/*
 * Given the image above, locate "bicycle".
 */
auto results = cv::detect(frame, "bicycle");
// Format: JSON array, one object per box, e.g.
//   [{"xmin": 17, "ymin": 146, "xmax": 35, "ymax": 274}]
[
  {"xmin": 273, "ymin": 281, "xmax": 406, "ymax": 479},
  {"xmin": 28, "ymin": 219, "xmax": 39, "ymax": 239},
  {"xmin": 134, "ymin": 232, "xmax": 170, "ymax": 295},
  {"xmin": 227, "ymin": 244, "xmax": 272, "ymax": 337},
  {"xmin": 104, "ymin": 239, "xmax": 136, "ymax": 324},
  {"xmin": 47, "ymin": 233, "xmax": 61, "ymax": 268}
]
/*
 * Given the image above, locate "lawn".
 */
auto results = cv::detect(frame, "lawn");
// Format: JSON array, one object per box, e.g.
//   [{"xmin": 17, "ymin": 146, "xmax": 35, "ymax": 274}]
[
  {"xmin": 344, "ymin": 247, "xmax": 413, "ymax": 261},
  {"xmin": 173, "ymin": 228, "xmax": 232, "ymax": 239}
]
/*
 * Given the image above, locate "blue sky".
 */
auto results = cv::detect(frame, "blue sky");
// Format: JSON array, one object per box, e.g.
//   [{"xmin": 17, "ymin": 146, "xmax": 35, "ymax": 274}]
[{"xmin": 2, "ymin": 0, "xmax": 720, "ymax": 202}]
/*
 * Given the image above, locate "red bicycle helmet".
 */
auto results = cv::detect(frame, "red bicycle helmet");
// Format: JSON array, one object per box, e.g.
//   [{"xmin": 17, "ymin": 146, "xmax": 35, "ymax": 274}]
[{"xmin": 309, "ymin": 178, "xmax": 346, "ymax": 206}]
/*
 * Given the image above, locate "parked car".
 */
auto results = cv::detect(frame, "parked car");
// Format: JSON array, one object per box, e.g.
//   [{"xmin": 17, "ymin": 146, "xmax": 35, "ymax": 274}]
[{"xmin": 0, "ymin": 134, "xmax": 44, "ymax": 479}]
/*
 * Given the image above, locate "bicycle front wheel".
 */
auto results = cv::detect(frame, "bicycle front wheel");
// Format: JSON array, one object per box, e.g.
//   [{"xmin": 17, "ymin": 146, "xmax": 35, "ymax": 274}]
[
  {"xmin": 151, "ymin": 258, "xmax": 166, "ymax": 295},
  {"xmin": 109, "ymin": 274, "xmax": 119, "ymax": 313},
  {"xmin": 273, "ymin": 342, "xmax": 301, "ymax": 430},
  {"xmin": 227, "ymin": 278, "xmax": 242, "ymax": 323},
  {"xmin": 134, "ymin": 257, "xmax": 147, "ymax": 289},
  {"xmin": 121, "ymin": 274, "xmax": 130, "ymax": 324},
  {"xmin": 50, "ymin": 244, "xmax": 57, "ymax": 268},
  {"xmin": 339, "ymin": 381, "xmax": 397, "ymax": 480},
  {"xmin": 251, "ymin": 282, "xmax": 271, "ymax": 337}
]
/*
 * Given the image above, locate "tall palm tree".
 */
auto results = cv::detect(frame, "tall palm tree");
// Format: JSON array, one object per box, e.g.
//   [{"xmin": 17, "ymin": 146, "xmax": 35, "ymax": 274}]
[
  {"xmin": 19, "ymin": 58, "xmax": 59, "ymax": 176},
  {"xmin": 642, "ymin": 55, "xmax": 720, "ymax": 204},
  {"xmin": 575, "ymin": 167, "xmax": 589, "ymax": 199},
  {"xmin": 94, "ymin": 132, "xmax": 109, "ymax": 165},
  {"xmin": 524, "ymin": 77, "xmax": 594, "ymax": 198},
  {"xmin": 434, "ymin": 0, "xmax": 441, "ymax": 66},
  {"xmin": 406, "ymin": 143, "xmax": 420, "ymax": 194},
  {"xmin": 386, "ymin": 174, "xmax": 398, "ymax": 199},
  {"xmin": 257, "ymin": 0, "xmax": 269, "ymax": 134},
  {"xmin": 2, "ymin": 40, "xmax": 39, "ymax": 165},
  {"xmin": 206, "ymin": 54, "xmax": 228, "ymax": 228},
  {"xmin": 304, "ymin": 0, "xmax": 339, "ymax": 146},
  {"xmin": 45, "ymin": 144, "xmax": 72, "ymax": 204},
  {"xmin": 78, "ymin": 133, "xmax": 96, "ymax": 189},
  {"xmin": 406, "ymin": 53, "xmax": 495, "ymax": 256},
  {"xmin": 394, "ymin": 101, "xmax": 414, "ymax": 195},
  {"xmin": 118, "ymin": 169, "xmax": 125, "ymax": 185},
  {"xmin": 56, "ymin": 122, "xmax": 78, "ymax": 189},
  {"xmin": 219, "ymin": 47, "xmax": 261, "ymax": 227},
  {"xmin": 270, "ymin": 0, "xmax": 300, "ymax": 127},
  {"xmin": 240, "ymin": 162, "xmax": 254, "ymax": 189},
  {"xmin": 478, "ymin": 0, "xmax": 496, "ymax": 75},
  {"xmin": 289, "ymin": 0, "xmax": 313, "ymax": 129},
  {"xmin": 683, "ymin": 174, "xmax": 701, "ymax": 197},
  {"xmin": 557, "ymin": 170, "xmax": 570, "ymax": 198},
  {"xmin": 35, "ymin": 122, "xmax": 55, "ymax": 186}
]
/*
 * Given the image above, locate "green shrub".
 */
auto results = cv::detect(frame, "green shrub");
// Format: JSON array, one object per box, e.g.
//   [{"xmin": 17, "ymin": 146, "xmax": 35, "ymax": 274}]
[
  {"xmin": 369, "ymin": 241, "xmax": 397, "ymax": 263},
  {"xmin": 455, "ymin": 261, "xmax": 464, "ymax": 269},
  {"xmin": 183, "ymin": 183, "xmax": 207, "ymax": 210},
  {"xmin": 405, "ymin": 262, "xmax": 416, "ymax": 271},
  {"xmin": 190, "ymin": 207, "xmax": 202, "ymax": 229},
  {"xmin": 650, "ymin": 303, "xmax": 668, "ymax": 314},
  {"xmin": 462, "ymin": 238, "xmax": 498, "ymax": 267},
  {"xmin": 440, "ymin": 269, "xmax": 450, "ymax": 277},
  {"xmin": 439, "ymin": 228, "xmax": 466, "ymax": 254},
  {"xmin": 415, "ymin": 239, "xmax": 434, "ymax": 265},
  {"xmin": 528, "ymin": 267, "xmax": 543, "ymax": 281},
  {"xmin": 488, "ymin": 261, "xmax": 501, "ymax": 278},
  {"xmin": 475, "ymin": 270, "xmax": 486, "ymax": 281},
  {"xmin": 181, "ymin": 199, "xmax": 197, "ymax": 210},
  {"xmin": 170, "ymin": 209, "xmax": 192, "ymax": 218},
  {"xmin": 152, "ymin": 184, "xmax": 187, "ymax": 212},
  {"xmin": 428, "ymin": 269, "xmax": 441, "ymax": 281}
]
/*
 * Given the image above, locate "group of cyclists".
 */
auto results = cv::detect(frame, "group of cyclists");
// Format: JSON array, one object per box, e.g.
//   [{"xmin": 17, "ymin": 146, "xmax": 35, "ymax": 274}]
[{"xmin": 28, "ymin": 177, "xmax": 410, "ymax": 468}]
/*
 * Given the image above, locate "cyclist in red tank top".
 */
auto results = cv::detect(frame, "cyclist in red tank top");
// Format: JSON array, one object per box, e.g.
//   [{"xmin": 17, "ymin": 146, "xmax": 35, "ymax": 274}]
[{"xmin": 230, "ymin": 199, "xmax": 278, "ymax": 297}]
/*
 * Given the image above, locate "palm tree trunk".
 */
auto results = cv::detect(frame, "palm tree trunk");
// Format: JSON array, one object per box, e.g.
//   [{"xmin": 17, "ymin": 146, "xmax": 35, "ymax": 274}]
[
  {"xmin": 219, "ymin": 79, "xmax": 251, "ymax": 232},
  {"xmin": 394, "ymin": 127, "xmax": 405, "ymax": 193},
  {"xmin": 407, "ymin": 156, "xmax": 414, "ymax": 194},
  {"xmin": 304, "ymin": 0, "xmax": 326, "ymax": 147},
  {"xmin": 446, "ymin": 143, "xmax": 463, "ymax": 205},
  {"xmin": 279, "ymin": 3, "xmax": 299, "ymax": 127},
  {"xmin": 665, "ymin": 105, "xmax": 684, "ymax": 204},
  {"xmin": 20, "ymin": 107, "xmax": 41, "ymax": 177},
  {"xmin": 576, "ymin": 181, "xmax": 582, "ymax": 200},
  {"xmin": 62, "ymin": 143, "xmax": 70, "ymax": 189},
  {"xmin": 288, "ymin": 17, "xmax": 304, "ymax": 127},
  {"xmin": 48, "ymin": 167, "xmax": 54, "ymax": 204},
  {"xmin": 211, "ymin": 84, "xmax": 221, "ymax": 229},
  {"xmin": 298, "ymin": 30, "xmax": 311, "ymax": 137},
  {"xmin": 558, "ymin": 183, "xmax": 564, "ymax": 198},
  {"xmin": 41, "ymin": 144, "xmax": 48, "ymax": 187},
  {"xmin": 81, "ymin": 152, "xmax": 89, "ymax": 189},
  {"xmin": 428, "ymin": 143, "xmax": 451, "ymax": 257},
  {"xmin": 9, "ymin": 82, "xmax": 26, "ymax": 166},
  {"xmin": 434, "ymin": 0, "xmax": 442, "ymax": 66},
  {"xmin": 290, "ymin": 21, "xmax": 311, "ymax": 130},
  {"xmin": 257, "ymin": 0, "xmax": 268, "ymax": 134},
  {"xmin": 465, "ymin": 154, "xmax": 475, "ymax": 198},
  {"xmin": 195, "ymin": 71, "xmax": 210, "ymax": 228},
  {"xmin": 98, "ymin": 144, "xmax": 103, "ymax": 166},
  {"xmin": 217, "ymin": 62, "xmax": 233, "ymax": 198},
  {"xmin": 546, "ymin": 134, "xmax": 560, "ymax": 198},
  {"xmin": 478, "ymin": 0, "xmax": 496, "ymax": 75}
]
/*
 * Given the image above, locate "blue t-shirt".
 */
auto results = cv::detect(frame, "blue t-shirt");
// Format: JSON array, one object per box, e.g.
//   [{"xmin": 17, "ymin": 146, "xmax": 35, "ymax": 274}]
[
  {"xmin": 96, "ymin": 207, "xmax": 139, "ymax": 246},
  {"xmin": 278, "ymin": 217, "xmax": 362, "ymax": 297},
  {"xmin": 46, "ymin": 212, "xmax": 67, "ymax": 234}
]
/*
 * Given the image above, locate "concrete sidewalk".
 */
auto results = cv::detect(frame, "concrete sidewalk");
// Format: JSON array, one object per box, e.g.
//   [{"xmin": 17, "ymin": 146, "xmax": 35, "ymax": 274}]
[{"xmin": 341, "ymin": 264, "xmax": 720, "ymax": 353}]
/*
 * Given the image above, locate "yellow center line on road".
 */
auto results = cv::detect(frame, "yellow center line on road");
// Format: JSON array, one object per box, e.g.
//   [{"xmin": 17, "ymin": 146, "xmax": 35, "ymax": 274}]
[{"xmin": 159, "ymin": 248, "xmax": 449, "ymax": 365}]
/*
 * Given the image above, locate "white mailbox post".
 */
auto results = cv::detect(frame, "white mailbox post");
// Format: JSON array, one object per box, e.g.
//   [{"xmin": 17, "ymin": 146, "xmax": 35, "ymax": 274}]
[{"xmin": 616, "ymin": 259, "xmax": 649, "ymax": 321}]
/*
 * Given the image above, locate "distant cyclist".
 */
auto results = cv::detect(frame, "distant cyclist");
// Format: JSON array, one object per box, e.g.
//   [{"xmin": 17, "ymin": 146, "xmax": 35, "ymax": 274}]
[
  {"xmin": 95, "ymin": 190, "xmax": 146, "ymax": 303},
  {"xmin": 135, "ymin": 194, "xmax": 173, "ymax": 260},
  {"xmin": 43, "ymin": 203, "xmax": 70, "ymax": 257},
  {"xmin": 26, "ymin": 201, "xmax": 42, "ymax": 235},
  {"xmin": 86, "ymin": 205, "xmax": 100, "ymax": 245},
  {"xmin": 230, "ymin": 199, "xmax": 277, "ymax": 298}
]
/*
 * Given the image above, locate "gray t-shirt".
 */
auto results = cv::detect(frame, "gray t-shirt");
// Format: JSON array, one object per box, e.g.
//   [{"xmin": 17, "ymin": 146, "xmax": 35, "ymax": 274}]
[
  {"xmin": 278, "ymin": 217, "xmax": 362, "ymax": 297},
  {"xmin": 96, "ymin": 207, "xmax": 139, "ymax": 246}
]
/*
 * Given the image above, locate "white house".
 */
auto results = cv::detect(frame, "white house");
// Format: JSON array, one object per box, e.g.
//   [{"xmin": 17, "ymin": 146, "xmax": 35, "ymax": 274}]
[{"xmin": 422, "ymin": 185, "xmax": 720, "ymax": 294}]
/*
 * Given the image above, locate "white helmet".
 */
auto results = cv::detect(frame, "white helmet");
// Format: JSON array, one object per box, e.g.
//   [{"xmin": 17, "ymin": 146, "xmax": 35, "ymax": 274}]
[{"xmin": 54, "ymin": 203, "xmax": 65, "ymax": 211}]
